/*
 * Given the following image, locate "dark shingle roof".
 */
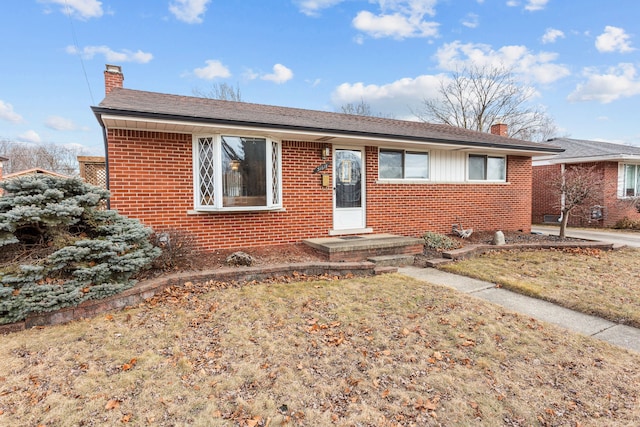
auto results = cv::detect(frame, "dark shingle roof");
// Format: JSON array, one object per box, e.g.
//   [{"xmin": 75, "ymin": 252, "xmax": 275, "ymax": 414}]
[
  {"xmin": 539, "ymin": 137, "xmax": 640, "ymax": 161},
  {"xmin": 92, "ymin": 88, "xmax": 563, "ymax": 153}
]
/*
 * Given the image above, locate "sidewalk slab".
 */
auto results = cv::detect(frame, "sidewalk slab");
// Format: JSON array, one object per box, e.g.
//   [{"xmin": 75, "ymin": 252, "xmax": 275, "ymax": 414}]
[
  {"xmin": 398, "ymin": 266, "xmax": 639, "ymax": 353},
  {"xmin": 594, "ymin": 325, "xmax": 640, "ymax": 353},
  {"xmin": 471, "ymin": 287, "xmax": 615, "ymax": 336},
  {"xmin": 398, "ymin": 267, "xmax": 494, "ymax": 293}
]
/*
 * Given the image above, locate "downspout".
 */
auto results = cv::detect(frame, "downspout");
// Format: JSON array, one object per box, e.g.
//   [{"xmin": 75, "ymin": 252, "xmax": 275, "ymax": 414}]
[
  {"xmin": 558, "ymin": 163, "xmax": 565, "ymax": 222},
  {"xmin": 99, "ymin": 121, "xmax": 111, "ymax": 210}
]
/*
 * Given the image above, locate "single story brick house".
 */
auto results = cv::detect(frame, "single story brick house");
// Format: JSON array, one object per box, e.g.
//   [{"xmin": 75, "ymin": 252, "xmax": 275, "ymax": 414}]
[
  {"xmin": 532, "ymin": 137, "xmax": 640, "ymax": 227},
  {"xmin": 91, "ymin": 65, "xmax": 562, "ymax": 251}
]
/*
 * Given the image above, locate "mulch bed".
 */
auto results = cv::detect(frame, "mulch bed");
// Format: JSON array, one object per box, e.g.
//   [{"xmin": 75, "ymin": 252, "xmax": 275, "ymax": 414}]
[{"xmin": 140, "ymin": 230, "xmax": 583, "ymax": 280}]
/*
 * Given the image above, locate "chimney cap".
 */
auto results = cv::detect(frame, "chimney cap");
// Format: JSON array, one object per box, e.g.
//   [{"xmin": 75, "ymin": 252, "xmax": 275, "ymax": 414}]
[{"xmin": 105, "ymin": 64, "xmax": 122, "ymax": 74}]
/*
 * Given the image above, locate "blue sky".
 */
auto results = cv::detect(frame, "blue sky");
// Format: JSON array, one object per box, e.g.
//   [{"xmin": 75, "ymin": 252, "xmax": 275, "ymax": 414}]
[{"xmin": 1, "ymin": 0, "xmax": 639, "ymax": 155}]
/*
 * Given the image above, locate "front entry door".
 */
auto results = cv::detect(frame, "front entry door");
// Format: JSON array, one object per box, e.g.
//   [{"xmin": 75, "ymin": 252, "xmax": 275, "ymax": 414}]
[{"xmin": 333, "ymin": 148, "xmax": 365, "ymax": 230}]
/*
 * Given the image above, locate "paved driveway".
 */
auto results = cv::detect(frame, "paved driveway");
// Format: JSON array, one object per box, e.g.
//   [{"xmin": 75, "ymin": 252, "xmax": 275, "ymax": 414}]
[{"xmin": 532, "ymin": 225, "xmax": 640, "ymax": 248}]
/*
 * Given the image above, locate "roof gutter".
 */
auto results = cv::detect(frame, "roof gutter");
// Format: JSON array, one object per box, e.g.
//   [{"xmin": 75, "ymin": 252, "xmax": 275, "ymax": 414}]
[
  {"xmin": 533, "ymin": 154, "xmax": 640, "ymax": 166},
  {"xmin": 92, "ymin": 109, "xmax": 111, "ymax": 209},
  {"xmin": 91, "ymin": 106, "xmax": 565, "ymax": 155}
]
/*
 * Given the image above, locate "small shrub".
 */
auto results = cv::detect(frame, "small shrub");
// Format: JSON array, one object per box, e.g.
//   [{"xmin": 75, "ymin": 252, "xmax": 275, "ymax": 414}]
[
  {"xmin": 614, "ymin": 217, "xmax": 640, "ymax": 230},
  {"xmin": 150, "ymin": 229, "xmax": 203, "ymax": 271},
  {"xmin": 0, "ymin": 175, "xmax": 160, "ymax": 324},
  {"xmin": 423, "ymin": 231, "xmax": 462, "ymax": 252}
]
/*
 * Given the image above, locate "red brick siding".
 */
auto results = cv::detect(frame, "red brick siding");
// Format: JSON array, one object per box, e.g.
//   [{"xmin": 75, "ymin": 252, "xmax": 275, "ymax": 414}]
[
  {"xmin": 107, "ymin": 129, "xmax": 534, "ymax": 251},
  {"xmin": 107, "ymin": 130, "xmax": 333, "ymax": 251},
  {"xmin": 532, "ymin": 162, "xmax": 640, "ymax": 228},
  {"xmin": 366, "ymin": 148, "xmax": 532, "ymax": 236},
  {"xmin": 531, "ymin": 164, "xmax": 561, "ymax": 224},
  {"xmin": 601, "ymin": 161, "xmax": 640, "ymax": 227}
]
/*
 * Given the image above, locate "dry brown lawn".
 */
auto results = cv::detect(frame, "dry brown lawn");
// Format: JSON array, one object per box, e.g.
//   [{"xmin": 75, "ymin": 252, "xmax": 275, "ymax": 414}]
[
  {"xmin": 441, "ymin": 247, "xmax": 640, "ymax": 328},
  {"xmin": 1, "ymin": 273, "xmax": 639, "ymax": 426}
]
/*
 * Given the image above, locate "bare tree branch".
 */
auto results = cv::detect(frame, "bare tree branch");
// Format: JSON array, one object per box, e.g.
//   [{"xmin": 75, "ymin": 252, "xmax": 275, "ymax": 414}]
[
  {"xmin": 415, "ymin": 65, "xmax": 560, "ymax": 142},
  {"xmin": 0, "ymin": 139, "xmax": 85, "ymax": 176},
  {"xmin": 547, "ymin": 165, "xmax": 605, "ymax": 238},
  {"xmin": 192, "ymin": 82, "xmax": 243, "ymax": 101}
]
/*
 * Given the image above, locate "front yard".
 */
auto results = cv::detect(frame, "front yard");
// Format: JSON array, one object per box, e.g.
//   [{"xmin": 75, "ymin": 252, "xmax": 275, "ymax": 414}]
[
  {"xmin": 440, "ymin": 247, "xmax": 640, "ymax": 328},
  {"xmin": 1, "ymin": 272, "xmax": 639, "ymax": 426}
]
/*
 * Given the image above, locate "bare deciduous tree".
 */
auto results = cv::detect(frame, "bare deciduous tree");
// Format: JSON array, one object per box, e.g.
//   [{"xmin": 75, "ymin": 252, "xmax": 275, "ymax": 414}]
[
  {"xmin": 192, "ymin": 82, "xmax": 243, "ymax": 101},
  {"xmin": 340, "ymin": 99, "xmax": 373, "ymax": 116},
  {"xmin": 547, "ymin": 165, "xmax": 605, "ymax": 238},
  {"xmin": 414, "ymin": 65, "xmax": 560, "ymax": 142},
  {"xmin": 0, "ymin": 139, "xmax": 85, "ymax": 176},
  {"xmin": 339, "ymin": 99, "xmax": 394, "ymax": 118}
]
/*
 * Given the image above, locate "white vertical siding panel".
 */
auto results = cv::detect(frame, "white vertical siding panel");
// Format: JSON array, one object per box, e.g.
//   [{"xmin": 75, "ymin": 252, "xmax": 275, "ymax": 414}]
[{"xmin": 431, "ymin": 150, "xmax": 465, "ymax": 182}]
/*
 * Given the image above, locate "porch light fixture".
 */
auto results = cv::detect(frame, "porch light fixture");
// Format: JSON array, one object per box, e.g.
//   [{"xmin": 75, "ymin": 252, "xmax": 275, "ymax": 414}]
[{"xmin": 230, "ymin": 159, "xmax": 241, "ymax": 171}]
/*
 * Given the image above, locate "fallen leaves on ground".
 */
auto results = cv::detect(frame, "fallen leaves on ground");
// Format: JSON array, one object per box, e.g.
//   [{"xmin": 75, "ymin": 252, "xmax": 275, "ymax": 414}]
[{"xmin": 0, "ymin": 273, "xmax": 639, "ymax": 426}]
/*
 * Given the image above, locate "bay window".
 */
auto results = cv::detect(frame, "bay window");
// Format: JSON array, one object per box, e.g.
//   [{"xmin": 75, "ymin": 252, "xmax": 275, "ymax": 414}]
[{"xmin": 194, "ymin": 135, "xmax": 281, "ymax": 210}]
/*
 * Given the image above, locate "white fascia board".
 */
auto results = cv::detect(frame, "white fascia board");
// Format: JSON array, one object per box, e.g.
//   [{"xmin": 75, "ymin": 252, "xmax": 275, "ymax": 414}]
[{"xmin": 100, "ymin": 114, "xmax": 556, "ymax": 156}]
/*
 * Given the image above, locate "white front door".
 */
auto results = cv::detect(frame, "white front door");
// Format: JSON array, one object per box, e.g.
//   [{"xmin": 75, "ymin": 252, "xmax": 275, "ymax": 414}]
[{"xmin": 333, "ymin": 147, "xmax": 366, "ymax": 231}]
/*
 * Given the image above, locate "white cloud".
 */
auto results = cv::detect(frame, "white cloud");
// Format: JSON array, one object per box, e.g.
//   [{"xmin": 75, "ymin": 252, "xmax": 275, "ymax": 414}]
[
  {"xmin": 434, "ymin": 41, "xmax": 571, "ymax": 85},
  {"xmin": 39, "ymin": 0, "xmax": 103, "ymax": 20},
  {"xmin": 331, "ymin": 74, "xmax": 444, "ymax": 119},
  {"xmin": 0, "ymin": 100, "xmax": 23, "ymax": 123},
  {"xmin": 261, "ymin": 64, "xmax": 294, "ymax": 84},
  {"xmin": 66, "ymin": 45, "xmax": 153, "ymax": 63},
  {"xmin": 524, "ymin": 0, "xmax": 548, "ymax": 11},
  {"xmin": 169, "ymin": 0, "xmax": 210, "ymax": 24},
  {"xmin": 595, "ymin": 26, "xmax": 634, "ymax": 53},
  {"xmin": 294, "ymin": 0, "xmax": 344, "ymax": 16},
  {"xmin": 193, "ymin": 60, "xmax": 231, "ymax": 80},
  {"xmin": 45, "ymin": 116, "xmax": 77, "ymax": 131},
  {"xmin": 568, "ymin": 63, "xmax": 640, "ymax": 104},
  {"xmin": 542, "ymin": 28, "xmax": 564, "ymax": 44},
  {"xmin": 461, "ymin": 13, "xmax": 479, "ymax": 29},
  {"xmin": 18, "ymin": 130, "xmax": 42, "ymax": 143},
  {"xmin": 352, "ymin": 0, "xmax": 439, "ymax": 40}
]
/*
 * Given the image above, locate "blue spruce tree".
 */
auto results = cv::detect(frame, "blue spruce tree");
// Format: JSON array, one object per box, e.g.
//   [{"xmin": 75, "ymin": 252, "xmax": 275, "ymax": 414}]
[{"xmin": 0, "ymin": 175, "xmax": 160, "ymax": 324}]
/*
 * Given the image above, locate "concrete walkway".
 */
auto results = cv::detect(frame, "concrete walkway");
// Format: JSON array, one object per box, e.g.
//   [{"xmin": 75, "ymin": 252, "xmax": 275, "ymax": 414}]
[
  {"xmin": 399, "ymin": 266, "xmax": 640, "ymax": 353},
  {"xmin": 532, "ymin": 224, "xmax": 640, "ymax": 248}
]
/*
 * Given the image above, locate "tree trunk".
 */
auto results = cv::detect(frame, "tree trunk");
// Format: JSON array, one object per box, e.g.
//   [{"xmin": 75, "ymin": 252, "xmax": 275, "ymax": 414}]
[{"xmin": 559, "ymin": 209, "xmax": 570, "ymax": 239}]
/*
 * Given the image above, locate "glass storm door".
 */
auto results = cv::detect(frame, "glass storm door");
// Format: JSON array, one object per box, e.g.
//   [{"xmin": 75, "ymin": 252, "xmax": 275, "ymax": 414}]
[{"xmin": 333, "ymin": 148, "xmax": 365, "ymax": 230}]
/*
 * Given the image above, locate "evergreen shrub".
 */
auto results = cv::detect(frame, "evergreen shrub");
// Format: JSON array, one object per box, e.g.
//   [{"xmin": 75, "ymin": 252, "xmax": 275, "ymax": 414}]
[{"xmin": 0, "ymin": 175, "xmax": 160, "ymax": 324}]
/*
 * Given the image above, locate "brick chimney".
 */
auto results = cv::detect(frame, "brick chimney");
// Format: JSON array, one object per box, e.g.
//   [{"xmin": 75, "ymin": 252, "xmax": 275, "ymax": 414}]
[
  {"xmin": 104, "ymin": 64, "xmax": 124, "ymax": 95},
  {"xmin": 490, "ymin": 123, "xmax": 508, "ymax": 137}
]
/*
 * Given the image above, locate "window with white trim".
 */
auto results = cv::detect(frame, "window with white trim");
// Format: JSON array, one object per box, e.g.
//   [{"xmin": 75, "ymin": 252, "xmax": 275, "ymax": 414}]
[
  {"xmin": 194, "ymin": 135, "xmax": 282, "ymax": 210},
  {"xmin": 468, "ymin": 154, "xmax": 506, "ymax": 181},
  {"xmin": 379, "ymin": 149, "xmax": 429, "ymax": 179},
  {"xmin": 623, "ymin": 164, "xmax": 640, "ymax": 197}
]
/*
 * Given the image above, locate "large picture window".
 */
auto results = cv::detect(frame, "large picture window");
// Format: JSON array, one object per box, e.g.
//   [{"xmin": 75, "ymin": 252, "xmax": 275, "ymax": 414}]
[
  {"xmin": 379, "ymin": 149, "xmax": 429, "ymax": 179},
  {"xmin": 194, "ymin": 135, "xmax": 281, "ymax": 210},
  {"xmin": 468, "ymin": 154, "xmax": 506, "ymax": 181},
  {"xmin": 623, "ymin": 164, "xmax": 640, "ymax": 197}
]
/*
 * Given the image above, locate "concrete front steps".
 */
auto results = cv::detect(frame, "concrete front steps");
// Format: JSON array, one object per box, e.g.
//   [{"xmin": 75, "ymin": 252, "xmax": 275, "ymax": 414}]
[{"xmin": 303, "ymin": 234, "xmax": 424, "ymax": 270}]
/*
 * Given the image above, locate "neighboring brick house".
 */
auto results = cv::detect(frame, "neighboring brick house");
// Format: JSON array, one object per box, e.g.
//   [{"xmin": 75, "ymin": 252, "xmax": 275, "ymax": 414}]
[
  {"xmin": 532, "ymin": 137, "xmax": 640, "ymax": 228},
  {"xmin": 1, "ymin": 168, "xmax": 70, "ymax": 180},
  {"xmin": 91, "ymin": 65, "xmax": 562, "ymax": 252}
]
